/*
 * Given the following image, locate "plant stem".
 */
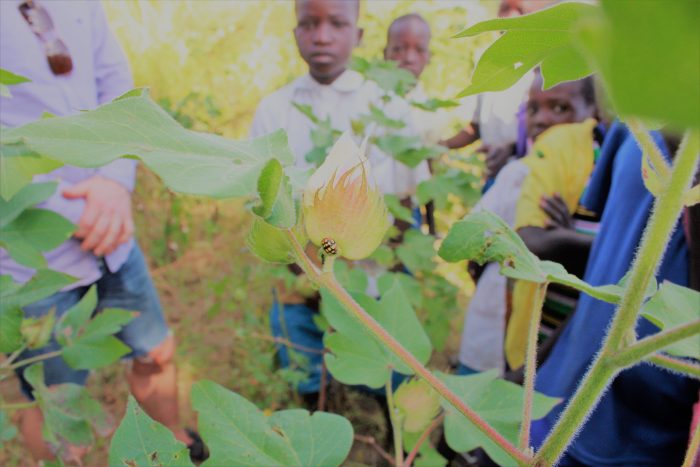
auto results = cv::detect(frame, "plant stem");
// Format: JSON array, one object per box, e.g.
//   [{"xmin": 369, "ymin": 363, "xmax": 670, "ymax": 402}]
[
  {"xmin": 386, "ymin": 378, "xmax": 404, "ymax": 466},
  {"xmin": 404, "ymin": 413, "xmax": 445, "ymax": 467},
  {"xmin": 1, "ymin": 344, "xmax": 29, "ymax": 369},
  {"xmin": 286, "ymin": 230, "xmax": 531, "ymax": 465},
  {"xmin": 610, "ymin": 320, "xmax": 700, "ymax": 369},
  {"xmin": 627, "ymin": 118, "xmax": 670, "ymax": 179},
  {"xmin": 682, "ymin": 415, "xmax": 700, "ymax": 467},
  {"xmin": 534, "ymin": 129, "xmax": 700, "ymax": 465},
  {"xmin": 647, "ymin": 354, "xmax": 700, "ymax": 380},
  {"xmin": 354, "ymin": 434, "xmax": 396, "ymax": 465},
  {"xmin": 8, "ymin": 350, "xmax": 63, "ymax": 370},
  {"xmin": 519, "ymin": 283, "xmax": 547, "ymax": 452},
  {"xmin": 0, "ymin": 400, "xmax": 38, "ymax": 410}
]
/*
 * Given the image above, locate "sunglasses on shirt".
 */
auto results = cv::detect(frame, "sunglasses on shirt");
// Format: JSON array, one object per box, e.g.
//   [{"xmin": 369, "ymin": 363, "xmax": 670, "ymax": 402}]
[{"xmin": 19, "ymin": 0, "xmax": 73, "ymax": 75}]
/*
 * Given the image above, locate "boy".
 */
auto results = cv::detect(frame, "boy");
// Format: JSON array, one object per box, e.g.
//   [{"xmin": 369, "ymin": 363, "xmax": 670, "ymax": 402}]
[
  {"xmin": 530, "ymin": 123, "xmax": 699, "ymax": 465},
  {"xmin": 250, "ymin": 0, "xmax": 428, "ymax": 403},
  {"xmin": 457, "ymin": 70, "xmax": 598, "ymax": 375}
]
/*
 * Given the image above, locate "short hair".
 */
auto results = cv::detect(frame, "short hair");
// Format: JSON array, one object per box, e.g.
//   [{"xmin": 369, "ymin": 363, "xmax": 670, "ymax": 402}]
[
  {"xmin": 387, "ymin": 13, "xmax": 431, "ymax": 41},
  {"xmin": 294, "ymin": 0, "xmax": 360, "ymax": 21}
]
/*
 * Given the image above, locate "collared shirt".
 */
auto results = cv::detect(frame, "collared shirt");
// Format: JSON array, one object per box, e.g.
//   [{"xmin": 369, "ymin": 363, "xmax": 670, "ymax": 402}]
[
  {"xmin": 0, "ymin": 1, "xmax": 136, "ymax": 288},
  {"xmin": 249, "ymin": 69, "xmax": 430, "ymax": 197}
]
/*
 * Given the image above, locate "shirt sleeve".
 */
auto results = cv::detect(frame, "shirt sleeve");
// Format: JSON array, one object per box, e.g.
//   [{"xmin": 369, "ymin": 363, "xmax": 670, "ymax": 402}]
[
  {"xmin": 90, "ymin": 2, "xmax": 134, "ymax": 105},
  {"xmin": 580, "ymin": 120, "xmax": 628, "ymax": 215}
]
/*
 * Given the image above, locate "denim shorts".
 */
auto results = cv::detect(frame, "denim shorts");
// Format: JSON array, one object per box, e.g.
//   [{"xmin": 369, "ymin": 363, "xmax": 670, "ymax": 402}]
[{"xmin": 15, "ymin": 244, "xmax": 169, "ymax": 398}]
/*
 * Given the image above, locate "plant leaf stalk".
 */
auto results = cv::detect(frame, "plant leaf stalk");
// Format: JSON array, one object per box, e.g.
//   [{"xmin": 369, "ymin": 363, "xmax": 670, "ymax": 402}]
[
  {"xmin": 285, "ymin": 230, "xmax": 532, "ymax": 465},
  {"xmin": 534, "ymin": 129, "xmax": 700, "ymax": 465}
]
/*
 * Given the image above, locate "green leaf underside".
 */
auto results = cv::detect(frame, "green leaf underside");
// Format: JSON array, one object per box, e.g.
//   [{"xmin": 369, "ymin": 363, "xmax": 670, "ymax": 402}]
[
  {"xmin": 1, "ymin": 91, "xmax": 295, "ymax": 199},
  {"xmin": 641, "ymin": 281, "xmax": 700, "ymax": 359},
  {"xmin": 0, "ymin": 141, "xmax": 63, "ymax": 201},
  {"xmin": 192, "ymin": 380, "xmax": 352, "ymax": 466},
  {"xmin": 0, "ymin": 269, "xmax": 76, "ymax": 312},
  {"xmin": 439, "ymin": 370, "xmax": 559, "ymax": 466},
  {"xmin": 0, "ymin": 181, "xmax": 57, "ymax": 229},
  {"xmin": 109, "ymin": 396, "xmax": 192, "ymax": 467}
]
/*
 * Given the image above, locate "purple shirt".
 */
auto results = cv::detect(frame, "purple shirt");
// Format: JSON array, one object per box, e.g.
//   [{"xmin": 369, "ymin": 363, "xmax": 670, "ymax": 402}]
[{"xmin": 0, "ymin": 1, "xmax": 136, "ymax": 288}]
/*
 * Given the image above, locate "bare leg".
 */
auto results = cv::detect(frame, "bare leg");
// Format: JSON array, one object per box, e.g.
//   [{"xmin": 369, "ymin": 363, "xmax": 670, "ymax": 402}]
[{"xmin": 125, "ymin": 334, "xmax": 192, "ymax": 445}]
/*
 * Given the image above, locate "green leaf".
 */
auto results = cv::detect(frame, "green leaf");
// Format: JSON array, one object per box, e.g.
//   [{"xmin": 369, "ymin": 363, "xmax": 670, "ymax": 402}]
[
  {"xmin": 439, "ymin": 370, "xmax": 560, "ymax": 466},
  {"xmin": 416, "ymin": 169, "xmax": 480, "ymax": 210},
  {"xmin": 0, "ymin": 68, "xmax": 29, "ymax": 98},
  {"xmin": 333, "ymin": 261, "xmax": 368, "ymax": 294},
  {"xmin": 396, "ymin": 230, "xmax": 435, "ymax": 273},
  {"xmin": 394, "ymin": 146, "xmax": 445, "ymax": 169},
  {"xmin": 367, "ymin": 244, "xmax": 396, "ymax": 268},
  {"xmin": 55, "ymin": 286, "xmax": 98, "ymax": 346},
  {"xmin": 377, "ymin": 272, "xmax": 422, "ymax": 310},
  {"xmin": 410, "ymin": 98, "xmax": 459, "ymax": 112},
  {"xmin": 24, "ymin": 363, "xmax": 110, "ymax": 448},
  {"xmin": 0, "ymin": 306, "xmax": 23, "ymax": 353},
  {"xmin": 0, "ymin": 181, "xmax": 56, "ymax": 229},
  {"xmin": 384, "ymin": 194, "xmax": 415, "ymax": 223},
  {"xmin": 438, "ymin": 211, "xmax": 625, "ymax": 304},
  {"xmin": 0, "ymin": 208, "xmax": 75, "ymax": 268},
  {"xmin": 0, "ymin": 411, "xmax": 18, "ymax": 447},
  {"xmin": 1, "ymin": 92, "xmax": 295, "ymax": 199},
  {"xmin": 0, "ymin": 269, "xmax": 75, "ymax": 312},
  {"xmin": 362, "ymin": 104, "xmax": 406, "ymax": 130},
  {"xmin": 192, "ymin": 380, "xmax": 297, "ymax": 466},
  {"xmin": 61, "ymin": 309, "xmax": 134, "ymax": 370},
  {"xmin": 350, "ymin": 57, "xmax": 416, "ymax": 97},
  {"xmin": 109, "ymin": 396, "xmax": 192, "ymax": 467},
  {"xmin": 252, "ymin": 159, "xmax": 296, "ymax": 228},
  {"xmin": 0, "ymin": 141, "xmax": 62, "ymax": 201},
  {"xmin": 292, "ymin": 102, "xmax": 321, "ymax": 125},
  {"xmin": 268, "ymin": 409, "xmax": 354, "ymax": 466},
  {"xmin": 641, "ymin": 281, "xmax": 700, "ymax": 359},
  {"xmin": 575, "ymin": 0, "xmax": 700, "ymax": 128},
  {"xmin": 455, "ymin": 3, "xmax": 596, "ymax": 96},
  {"xmin": 246, "ymin": 218, "xmax": 306, "ymax": 264},
  {"xmin": 375, "ymin": 134, "xmax": 421, "ymax": 156},
  {"xmin": 321, "ymin": 281, "xmax": 432, "ymax": 388}
]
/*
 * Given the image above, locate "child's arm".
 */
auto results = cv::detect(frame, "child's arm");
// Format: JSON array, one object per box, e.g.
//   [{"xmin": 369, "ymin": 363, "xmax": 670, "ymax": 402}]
[{"xmin": 518, "ymin": 194, "xmax": 593, "ymax": 277}]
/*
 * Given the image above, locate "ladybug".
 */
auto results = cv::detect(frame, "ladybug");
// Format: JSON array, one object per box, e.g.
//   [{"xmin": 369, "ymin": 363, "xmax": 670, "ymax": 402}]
[{"xmin": 321, "ymin": 237, "xmax": 338, "ymax": 255}]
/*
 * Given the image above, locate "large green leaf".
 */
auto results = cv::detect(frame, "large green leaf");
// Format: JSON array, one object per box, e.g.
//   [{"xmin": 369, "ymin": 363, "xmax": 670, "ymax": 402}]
[
  {"xmin": 321, "ymin": 281, "xmax": 432, "ymax": 388},
  {"xmin": 641, "ymin": 281, "xmax": 700, "ymax": 359},
  {"xmin": 575, "ymin": 0, "xmax": 700, "ymax": 129},
  {"xmin": 0, "ymin": 141, "xmax": 62, "ymax": 201},
  {"xmin": 61, "ymin": 310, "xmax": 134, "ymax": 370},
  {"xmin": 24, "ymin": 363, "xmax": 110, "ymax": 448},
  {"xmin": 109, "ymin": 396, "xmax": 192, "ymax": 467},
  {"xmin": 252, "ymin": 159, "xmax": 296, "ymax": 228},
  {"xmin": 438, "ymin": 210, "xmax": 623, "ymax": 303},
  {"xmin": 0, "ymin": 181, "xmax": 56, "ymax": 229},
  {"xmin": 268, "ymin": 409, "xmax": 354, "ymax": 467},
  {"xmin": 417, "ymin": 169, "xmax": 481, "ymax": 210},
  {"xmin": 192, "ymin": 380, "xmax": 352, "ymax": 466},
  {"xmin": 440, "ymin": 370, "xmax": 559, "ymax": 466},
  {"xmin": 455, "ymin": 2, "xmax": 596, "ymax": 96},
  {"xmin": 0, "ymin": 207, "xmax": 75, "ymax": 268},
  {"xmin": 0, "ymin": 90, "xmax": 295, "ymax": 199},
  {"xmin": 396, "ymin": 230, "xmax": 435, "ymax": 273},
  {"xmin": 350, "ymin": 56, "xmax": 416, "ymax": 97}
]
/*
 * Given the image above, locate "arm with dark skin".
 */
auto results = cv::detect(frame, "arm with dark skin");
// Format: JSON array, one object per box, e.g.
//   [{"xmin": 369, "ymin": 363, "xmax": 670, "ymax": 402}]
[
  {"xmin": 440, "ymin": 122, "xmax": 480, "ymax": 150},
  {"xmin": 518, "ymin": 193, "xmax": 593, "ymax": 278}
]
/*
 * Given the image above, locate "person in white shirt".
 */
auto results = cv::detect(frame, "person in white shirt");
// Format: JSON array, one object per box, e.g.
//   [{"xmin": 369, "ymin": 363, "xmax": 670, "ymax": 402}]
[{"xmin": 249, "ymin": 0, "xmax": 429, "ymax": 404}]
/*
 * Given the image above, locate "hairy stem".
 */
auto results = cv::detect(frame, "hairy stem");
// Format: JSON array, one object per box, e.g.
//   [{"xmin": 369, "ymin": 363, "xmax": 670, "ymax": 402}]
[
  {"xmin": 386, "ymin": 378, "xmax": 404, "ymax": 466},
  {"xmin": 519, "ymin": 283, "xmax": 548, "ymax": 452},
  {"xmin": 8, "ymin": 350, "xmax": 63, "ymax": 370},
  {"xmin": 627, "ymin": 118, "xmax": 670, "ymax": 179},
  {"xmin": 647, "ymin": 354, "xmax": 700, "ymax": 380},
  {"xmin": 404, "ymin": 413, "xmax": 445, "ymax": 467},
  {"xmin": 682, "ymin": 415, "xmax": 700, "ymax": 467},
  {"xmin": 286, "ymin": 230, "xmax": 531, "ymax": 465},
  {"xmin": 535, "ymin": 129, "xmax": 700, "ymax": 465},
  {"xmin": 610, "ymin": 320, "xmax": 700, "ymax": 369},
  {"xmin": 1, "ymin": 344, "xmax": 29, "ymax": 369}
]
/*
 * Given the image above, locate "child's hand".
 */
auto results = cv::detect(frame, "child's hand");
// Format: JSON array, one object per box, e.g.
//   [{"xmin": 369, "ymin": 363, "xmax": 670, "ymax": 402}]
[
  {"xmin": 541, "ymin": 193, "xmax": 573, "ymax": 229},
  {"xmin": 485, "ymin": 144, "xmax": 514, "ymax": 178}
]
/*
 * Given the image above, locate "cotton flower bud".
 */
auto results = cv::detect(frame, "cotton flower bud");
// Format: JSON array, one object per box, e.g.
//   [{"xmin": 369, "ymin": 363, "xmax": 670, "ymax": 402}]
[{"xmin": 303, "ymin": 132, "xmax": 390, "ymax": 260}]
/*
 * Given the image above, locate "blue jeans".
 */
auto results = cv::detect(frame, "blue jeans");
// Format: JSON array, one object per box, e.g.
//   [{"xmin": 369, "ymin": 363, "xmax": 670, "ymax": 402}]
[{"xmin": 15, "ymin": 244, "xmax": 169, "ymax": 398}]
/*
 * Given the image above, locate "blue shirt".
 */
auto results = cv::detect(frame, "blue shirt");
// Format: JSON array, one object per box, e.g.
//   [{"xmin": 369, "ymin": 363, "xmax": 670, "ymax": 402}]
[{"xmin": 532, "ymin": 122, "xmax": 698, "ymax": 465}]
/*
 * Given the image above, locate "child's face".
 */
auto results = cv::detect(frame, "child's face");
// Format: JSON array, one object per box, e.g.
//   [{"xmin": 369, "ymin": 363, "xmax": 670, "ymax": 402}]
[
  {"xmin": 294, "ymin": 0, "xmax": 362, "ymax": 85},
  {"xmin": 384, "ymin": 19, "xmax": 431, "ymax": 79},
  {"xmin": 526, "ymin": 75, "xmax": 595, "ymax": 141}
]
